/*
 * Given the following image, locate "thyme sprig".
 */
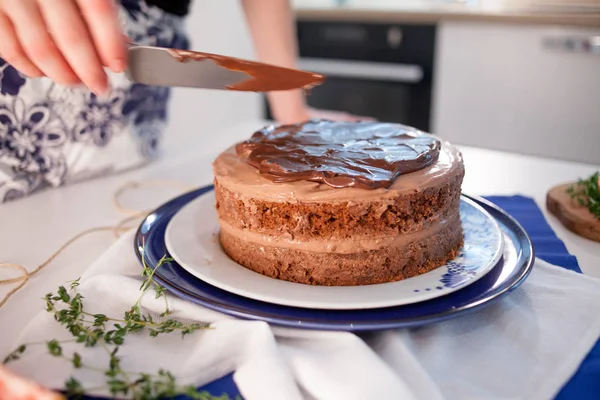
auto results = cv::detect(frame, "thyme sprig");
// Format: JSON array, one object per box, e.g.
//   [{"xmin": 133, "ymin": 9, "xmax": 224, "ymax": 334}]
[
  {"xmin": 566, "ymin": 171, "xmax": 600, "ymax": 220},
  {"xmin": 3, "ymin": 255, "xmax": 234, "ymax": 400}
]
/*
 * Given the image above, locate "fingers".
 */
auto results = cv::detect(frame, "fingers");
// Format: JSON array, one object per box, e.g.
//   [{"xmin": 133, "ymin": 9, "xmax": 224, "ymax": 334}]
[
  {"xmin": 0, "ymin": 0, "xmax": 126, "ymax": 95},
  {"xmin": 0, "ymin": 11, "xmax": 43, "ymax": 78},
  {"xmin": 76, "ymin": 0, "xmax": 127, "ymax": 73},
  {"xmin": 3, "ymin": 0, "xmax": 81, "ymax": 87},
  {"xmin": 37, "ymin": 0, "xmax": 108, "ymax": 94}
]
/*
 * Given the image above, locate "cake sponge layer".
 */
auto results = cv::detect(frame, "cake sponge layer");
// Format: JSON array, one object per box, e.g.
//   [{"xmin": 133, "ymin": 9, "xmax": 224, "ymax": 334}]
[
  {"xmin": 214, "ymin": 170, "xmax": 463, "ymax": 241},
  {"xmin": 219, "ymin": 221, "xmax": 463, "ymax": 286}
]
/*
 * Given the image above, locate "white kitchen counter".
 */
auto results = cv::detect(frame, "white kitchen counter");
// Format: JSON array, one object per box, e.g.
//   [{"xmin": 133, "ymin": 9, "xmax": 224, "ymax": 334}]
[{"xmin": 1, "ymin": 120, "xmax": 599, "ymax": 357}]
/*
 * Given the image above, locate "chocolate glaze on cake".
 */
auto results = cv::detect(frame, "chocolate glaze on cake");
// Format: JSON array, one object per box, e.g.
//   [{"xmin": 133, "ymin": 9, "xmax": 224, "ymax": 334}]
[
  {"xmin": 236, "ymin": 120, "xmax": 441, "ymax": 189},
  {"xmin": 213, "ymin": 120, "xmax": 465, "ymax": 286}
]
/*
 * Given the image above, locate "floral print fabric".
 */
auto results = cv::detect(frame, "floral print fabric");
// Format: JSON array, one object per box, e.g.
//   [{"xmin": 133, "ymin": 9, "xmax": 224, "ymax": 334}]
[{"xmin": 0, "ymin": 0, "xmax": 189, "ymax": 203}]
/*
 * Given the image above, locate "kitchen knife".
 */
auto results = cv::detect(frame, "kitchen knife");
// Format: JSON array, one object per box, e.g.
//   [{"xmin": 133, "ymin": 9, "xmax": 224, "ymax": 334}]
[{"xmin": 125, "ymin": 44, "xmax": 324, "ymax": 92}]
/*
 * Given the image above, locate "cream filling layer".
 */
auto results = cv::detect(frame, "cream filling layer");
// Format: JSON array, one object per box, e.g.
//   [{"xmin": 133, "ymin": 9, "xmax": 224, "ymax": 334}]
[
  {"xmin": 213, "ymin": 135, "xmax": 463, "ymax": 203},
  {"xmin": 218, "ymin": 211, "xmax": 460, "ymax": 254}
]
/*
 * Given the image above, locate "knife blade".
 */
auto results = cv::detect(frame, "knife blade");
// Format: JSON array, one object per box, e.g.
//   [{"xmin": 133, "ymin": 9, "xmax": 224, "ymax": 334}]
[{"xmin": 125, "ymin": 45, "xmax": 325, "ymax": 92}]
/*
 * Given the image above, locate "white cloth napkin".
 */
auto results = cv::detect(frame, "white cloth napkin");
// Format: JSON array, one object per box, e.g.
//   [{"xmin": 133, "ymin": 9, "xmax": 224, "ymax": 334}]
[{"xmin": 7, "ymin": 231, "xmax": 600, "ymax": 400}]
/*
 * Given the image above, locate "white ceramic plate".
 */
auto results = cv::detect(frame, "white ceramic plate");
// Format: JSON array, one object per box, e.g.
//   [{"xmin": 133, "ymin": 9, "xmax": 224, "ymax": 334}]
[{"xmin": 165, "ymin": 191, "xmax": 504, "ymax": 310}]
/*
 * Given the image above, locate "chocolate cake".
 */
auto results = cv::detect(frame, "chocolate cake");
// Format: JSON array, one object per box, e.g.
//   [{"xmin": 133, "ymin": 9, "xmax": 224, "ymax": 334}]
[{"xmin": 212, "ymin": 120, "xmax": 465, "ymax": 286}]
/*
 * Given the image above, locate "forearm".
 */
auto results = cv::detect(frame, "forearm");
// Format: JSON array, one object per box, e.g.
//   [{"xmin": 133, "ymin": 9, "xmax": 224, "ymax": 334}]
[{"xmin": 240, "ymin": 0, "xmax": 308, "ymax": 123}]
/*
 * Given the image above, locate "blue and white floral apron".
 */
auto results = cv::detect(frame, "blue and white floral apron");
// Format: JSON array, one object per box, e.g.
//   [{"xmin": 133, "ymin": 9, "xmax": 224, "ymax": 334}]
[{"xmin": 0, "ymin": 0, "xmax": 189, "ymax": 203}]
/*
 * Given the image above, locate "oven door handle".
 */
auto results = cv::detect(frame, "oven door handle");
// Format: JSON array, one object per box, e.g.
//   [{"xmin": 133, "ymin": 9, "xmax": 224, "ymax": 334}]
[{"xmin": 298, "ymin": 58, "xmax": 424, "ymax": 84}]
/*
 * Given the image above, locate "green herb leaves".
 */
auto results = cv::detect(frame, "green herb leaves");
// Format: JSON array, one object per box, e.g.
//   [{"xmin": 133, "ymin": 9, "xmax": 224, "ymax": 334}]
[
  {"xmin": 47, "ymin": 340, "xmax": 63, "ymax": 357},
  {"xmin": 3, "ymin": 344, "xmax": 26, "ymax": 363},
  {"xmin": 2, "ymin": 254, "xmax": 227, "ymax": 400},
  {"xmin": 567, "ymin": 172, "xmax": 600, "ymax": 220}
]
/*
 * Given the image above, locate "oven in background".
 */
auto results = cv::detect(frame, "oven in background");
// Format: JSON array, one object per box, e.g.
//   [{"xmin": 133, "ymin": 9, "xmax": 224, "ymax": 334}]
[{"xmin": 265, "ymin": 22, "xmax": 437, "ymax": 132}]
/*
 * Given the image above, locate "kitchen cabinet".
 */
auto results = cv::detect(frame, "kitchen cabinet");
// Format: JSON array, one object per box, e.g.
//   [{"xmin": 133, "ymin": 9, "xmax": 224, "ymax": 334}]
[{"xmin": 432, "ymin": 22, "xmax": 600, "ymax": 164}]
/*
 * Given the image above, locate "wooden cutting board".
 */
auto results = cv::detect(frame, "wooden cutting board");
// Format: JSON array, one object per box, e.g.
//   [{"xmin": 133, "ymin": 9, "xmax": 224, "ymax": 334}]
[{"xmin": 546, "ymin": 183, "xmax": 600, "ymax": 242}]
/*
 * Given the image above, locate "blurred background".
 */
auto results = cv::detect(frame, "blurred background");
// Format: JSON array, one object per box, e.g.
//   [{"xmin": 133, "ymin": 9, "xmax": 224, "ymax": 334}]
[{"xmin": 166, "ymin": 0, "xmax": 600, "ymax": 164}]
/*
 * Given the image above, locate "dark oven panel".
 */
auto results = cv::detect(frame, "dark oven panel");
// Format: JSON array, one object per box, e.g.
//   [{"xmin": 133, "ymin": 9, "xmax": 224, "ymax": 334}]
[
  {"xmin": 265, "ymin": 22, "xmax": 437, "ymax": 132},
  {"xmin": 297, "ymin": 21, "xmax": 436, "ymax": 66}
]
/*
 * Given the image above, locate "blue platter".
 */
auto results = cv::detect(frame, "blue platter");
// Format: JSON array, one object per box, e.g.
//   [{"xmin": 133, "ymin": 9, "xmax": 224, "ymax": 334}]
[{"xmin": 133, "ymin": 186, "xmax": 535, "ymax": 332}]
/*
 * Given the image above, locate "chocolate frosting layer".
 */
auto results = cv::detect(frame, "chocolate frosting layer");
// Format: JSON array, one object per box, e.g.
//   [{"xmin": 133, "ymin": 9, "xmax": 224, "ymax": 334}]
[{"xmin": 236, "ymin": 120, "xmax": 441, "ymax": 189}]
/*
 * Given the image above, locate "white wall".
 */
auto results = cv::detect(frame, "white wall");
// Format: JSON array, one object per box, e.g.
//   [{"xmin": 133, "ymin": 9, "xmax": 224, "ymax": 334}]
[
  {"xmin": 433, "ymin": 21, "xmax": 600, "ymax": 164},
  {"xmin": 164, "ymin": 1, "xmax": 263, "ymax": 155}
]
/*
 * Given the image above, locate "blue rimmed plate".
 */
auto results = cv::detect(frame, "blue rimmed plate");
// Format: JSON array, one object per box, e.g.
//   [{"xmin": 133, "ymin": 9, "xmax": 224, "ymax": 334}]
[
  {"xmin": 134, "ymin": 186, "xmax": 534, "ymax": 331},
  {"xmin": 164, "ymin": 191, "xmax": 503, "ymax": 310}
]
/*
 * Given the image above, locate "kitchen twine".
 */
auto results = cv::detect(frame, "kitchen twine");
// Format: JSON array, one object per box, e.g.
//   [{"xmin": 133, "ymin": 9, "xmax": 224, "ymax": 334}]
[{"xmin": 0, "ymin": 180, "xmax": 194, "ymax": 308}]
